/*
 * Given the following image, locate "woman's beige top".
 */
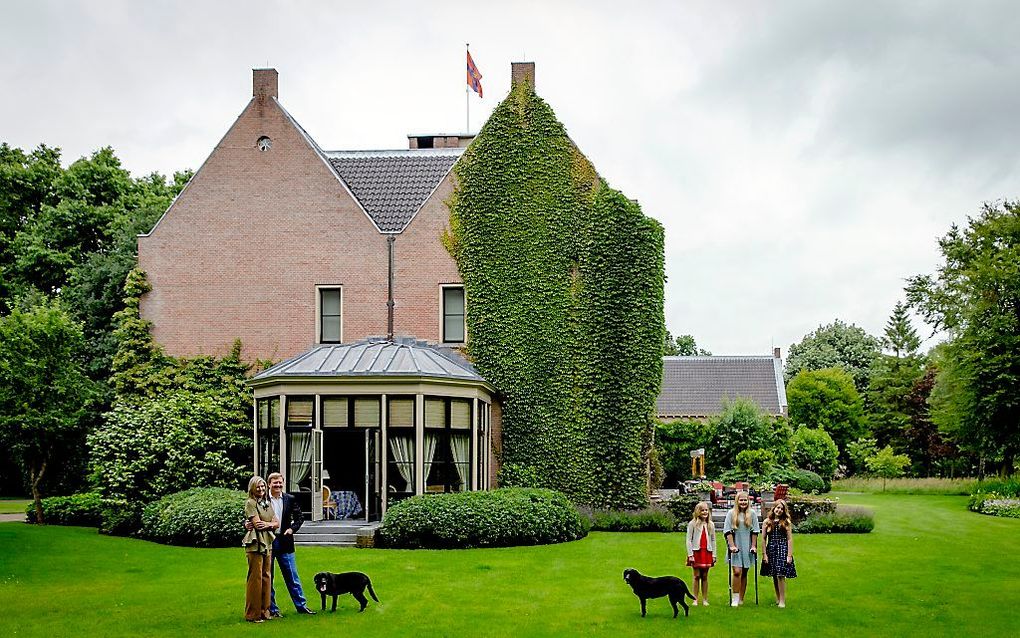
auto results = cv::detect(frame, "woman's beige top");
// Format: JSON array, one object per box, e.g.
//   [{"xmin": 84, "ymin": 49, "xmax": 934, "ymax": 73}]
[{"xmin": 242, "ymin": 497, "xmax": 276, "ymax": 554}]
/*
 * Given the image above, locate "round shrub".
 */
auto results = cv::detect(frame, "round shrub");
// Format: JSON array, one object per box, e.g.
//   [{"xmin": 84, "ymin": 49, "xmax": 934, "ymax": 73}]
[
  {"xmin": 25, "ymin": 492, "xmax": 103, "ymax": 526},
  {"xmin": 141, "ymin": 487, "xmax": 246, "ymax": 547},
  {"xmin": 99, "ymin": 499, "xmax": 143, "ymax": 536},
  {"xmin": 378, "ymin": 488, "xmax": 588, "ymax": 549},
  {"xmin": 790, "ymin": 426, "xmax": 839, "ymax": 480},
  {"xmin": 789, "ymin": 468, "xmax": 826, "ymax": 493}
]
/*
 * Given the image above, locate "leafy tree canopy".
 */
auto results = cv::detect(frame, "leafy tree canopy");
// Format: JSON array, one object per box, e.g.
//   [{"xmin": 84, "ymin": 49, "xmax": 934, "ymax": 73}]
[
  {"xmin": 790, "ymin": 426, "xmax": 839, "ymax": 479},
  {"xmin": 0, "ymin": 295, "xmax": 99, "ymax": 521},
  {"xmin": 785, "ymin": 319, "xmax": 881, "ymax": 392},
  {"xmin": 664, "ymin": 331, "xmax": 711, "ymax": 356},
  {"xmin": 907, "ymin": 201, "xmax": 1020, "ymax": 475},
  {"xmin": 787, "ymin": 367, "xmax": 865, "ymax": 458}
]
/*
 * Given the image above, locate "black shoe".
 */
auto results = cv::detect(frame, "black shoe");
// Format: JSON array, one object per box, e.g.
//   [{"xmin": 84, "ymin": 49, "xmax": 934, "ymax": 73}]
[
  {"xmin": 269, "ymin": 611, "xmax": 283, "ymax": 618},
  {"xmin": 297, "ymin": 607, "xmax": 316, "ymax": 615}
]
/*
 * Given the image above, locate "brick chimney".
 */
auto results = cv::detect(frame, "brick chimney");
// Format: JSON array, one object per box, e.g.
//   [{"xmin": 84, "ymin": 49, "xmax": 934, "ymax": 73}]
[
  {"xmin": 774, "ymin": 347, "xmax": 781, "ymax": 359},
  {"xmin": 253, "ymin": 68, "xmax": 278, "ymax": 99},
  {"xmin": 511, "ymin": 61, "xmax": 535, "ymax": 88}
]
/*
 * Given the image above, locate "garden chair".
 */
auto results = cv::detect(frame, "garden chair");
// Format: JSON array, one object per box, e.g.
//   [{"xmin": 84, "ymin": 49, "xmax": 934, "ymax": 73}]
[
  {"xmin": 773, "ymin": 483, "xmax": 789, "ymax": 502},
  {"xmin": 322, "ymin": 485, "xmax": 339, "ymax": 520}
]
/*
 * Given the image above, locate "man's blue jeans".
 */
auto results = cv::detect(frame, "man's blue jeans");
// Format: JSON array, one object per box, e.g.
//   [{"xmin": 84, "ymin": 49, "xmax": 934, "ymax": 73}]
[{"xmin": 269, "ymin": 549, "xmax": 308, "ymax": 613}]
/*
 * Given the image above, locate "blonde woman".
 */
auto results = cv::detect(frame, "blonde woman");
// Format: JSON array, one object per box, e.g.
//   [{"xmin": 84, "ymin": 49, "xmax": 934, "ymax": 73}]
[
  {"xmin": 242, "ymin": 476, "xmax": 279, "ymax": 623},
  {"xmin": 761, "ymin": 500, "xmax": 797, "ymax": 608},
  {"xmin": 685, "ymin": 501, "xmax": 717, "ymax": 605},
  {"xmin": 723, "ymin": 491, "xmax": 759, "ymax": 606}
]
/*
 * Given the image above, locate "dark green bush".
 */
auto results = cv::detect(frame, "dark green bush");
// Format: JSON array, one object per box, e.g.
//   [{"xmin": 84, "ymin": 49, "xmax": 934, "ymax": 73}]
[
  {"xmin": 663, "ymin": 493, "xmax": 703, "ymax": 525},
  {"xmin": 25, "ymin": 492, "xmax": 103, "ymax": 526},
  {"xmin": 790, "ymin": 468, "xmax": 827, "ymax": 493},
  {"xmin": 99, "ymin": 499, "xmax": 143, "ymax": 536},
  {"xmin": 584, "ymin": 507, "xmax": 676, "ymax": 532},
  {"xmin": 797, "ymin": 506, "xmax": 874, "ymax": 533},
  {"xmin": 785, "ymin": 494, "xmax": 837, "ymax": 523},
  {"xmin": 378, "ymin": 488, "xmax": 588, "ymax": 549},
  {"xmin": 140, "ymin": 487, "xmax": 246, "ymax": 547},
  {"xmin": 974, "ymin": 475, "xmax": 1020, "ymax": 498}
]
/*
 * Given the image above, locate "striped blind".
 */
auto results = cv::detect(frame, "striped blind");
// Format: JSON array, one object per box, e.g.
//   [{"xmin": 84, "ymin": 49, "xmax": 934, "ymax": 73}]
[
  {"xmin": 388, "ymin": 398, "xmax": 414, "ymax": 427},
  {"xmin": 322, "ymin": 398, "xmax": 348, "ymax": 427},
  {"xmin": 354, "ymin": 398, "xmax": 380, "ymax": 427},
  {"xmin": 451, "ymin": 399, "xmax": 471, "ymax": 429},
  {"xmin": 286, "ymin": 398, "xmax": 313, "ymax": 426},
  {"xmin": 425, "ymin": 398, "xmax": 445, "ymax": 427}
]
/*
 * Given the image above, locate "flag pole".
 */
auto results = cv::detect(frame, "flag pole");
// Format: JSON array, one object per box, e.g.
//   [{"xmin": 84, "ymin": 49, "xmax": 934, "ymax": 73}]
[{"xmin": 465, "ymin": 43, "xmax": 470, "ymax": 133}]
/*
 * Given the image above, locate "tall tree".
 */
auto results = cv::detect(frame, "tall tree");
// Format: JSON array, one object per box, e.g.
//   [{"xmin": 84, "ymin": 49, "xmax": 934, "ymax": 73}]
[
  {"xmin": 907, "ymin": 201, "xmax": 1020, "ymax": 475},
  {"xmin": 785, "ymin": 320, "xmax": 881, "ymax": 392},
  {"xmin": 867, "ymin": 302, "xmax": 926, "ymax": 452},
  {"xmin": 0, "ymin": 296, "xmax": 98, "ymax": 521},
  {"xmin": 882, "ymin": 301, "xmax": 921, "ymax": 358}
]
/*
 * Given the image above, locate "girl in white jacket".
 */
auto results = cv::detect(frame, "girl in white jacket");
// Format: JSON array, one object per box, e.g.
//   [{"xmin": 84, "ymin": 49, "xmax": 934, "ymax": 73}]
[{"xmin": 685, "ymin": 501, "xmax": 717, "ymax": 605}]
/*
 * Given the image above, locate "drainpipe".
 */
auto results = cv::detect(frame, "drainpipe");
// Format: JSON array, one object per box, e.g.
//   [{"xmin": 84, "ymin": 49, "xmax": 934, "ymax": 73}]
[{"xmin": 387, "ymin": 235, "xmax": 395, "ymax": 341}]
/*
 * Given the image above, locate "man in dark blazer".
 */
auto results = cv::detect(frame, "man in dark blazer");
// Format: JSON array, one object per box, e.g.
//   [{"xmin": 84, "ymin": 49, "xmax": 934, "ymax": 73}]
[{"xmin": 265, "ymin": 472, "xmax": 315, "ymax": 616}]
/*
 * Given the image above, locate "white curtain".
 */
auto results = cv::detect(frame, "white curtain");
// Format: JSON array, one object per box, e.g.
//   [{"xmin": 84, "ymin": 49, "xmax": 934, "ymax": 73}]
[
  {"xmin": 388, "ymin": 435, "xmax": 413, "ymax": 486},
  {"xmin": 288, "ymin": 431, "xmax": 312, "ymax": 491},
  {"xmin": 424, "ymin": 432, "xmax": 440, "ymax": 486},
  {"xmin": 451, "ymin": 432, "xmax": 470, "ymax": 489}
]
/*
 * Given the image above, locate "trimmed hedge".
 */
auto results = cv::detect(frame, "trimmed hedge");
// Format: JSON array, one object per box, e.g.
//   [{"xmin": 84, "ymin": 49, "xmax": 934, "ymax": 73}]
[
  {"xmin": 583, "ymin": 507, "xmax": 676, "ymax": 532},
  {"xmin": 378, "ymin": 488, "xmax": 588, "ymax": 549},
  {"xmin": 25, "ymin": 492, "xmax": 104, "ymax": 526},
  {"xmin": 140, "ymin": 487, "xmax": 246, "ymax": 547},
  {"xmin": 796, "ymin": 506, "xmax": 874, "ymax": 533}
]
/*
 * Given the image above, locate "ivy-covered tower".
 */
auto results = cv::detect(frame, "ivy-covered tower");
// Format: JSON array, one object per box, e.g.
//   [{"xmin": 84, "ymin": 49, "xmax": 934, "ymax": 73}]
[{"xmin": 447, "ymin": 63, "xmax": 666, "ymax": 509}]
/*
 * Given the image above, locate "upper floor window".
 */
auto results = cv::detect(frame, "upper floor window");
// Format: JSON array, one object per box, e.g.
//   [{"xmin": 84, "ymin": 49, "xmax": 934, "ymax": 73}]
[
  {"xmin": 318, "ymin": 286, "xmax": 342, "ymax": 343},
  {"xmin": 442, "ymin": 285, "xmax": 465, "ymax": 343}
]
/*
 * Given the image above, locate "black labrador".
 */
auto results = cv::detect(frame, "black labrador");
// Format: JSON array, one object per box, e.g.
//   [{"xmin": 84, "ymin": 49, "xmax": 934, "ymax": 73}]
[
  {"xmin": 312, "ymin": 571, "xmax": 379, "ymax": 612},
  {"xmin": 622, "ymin": 568, "xmax": 695, "ymax": 618}
]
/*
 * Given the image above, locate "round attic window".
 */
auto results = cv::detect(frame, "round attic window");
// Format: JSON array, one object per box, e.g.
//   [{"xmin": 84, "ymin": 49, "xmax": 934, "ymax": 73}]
[{"xmin": 256, "ymin": 136, "xmax": 272, "ymax": 151}]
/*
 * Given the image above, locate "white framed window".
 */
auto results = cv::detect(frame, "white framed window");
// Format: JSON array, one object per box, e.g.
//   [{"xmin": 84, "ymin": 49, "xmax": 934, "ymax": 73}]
[
  {"xmin": 440, "ymin": 284, "xmax": 465, "ymax": 343},
  {"xmin": 316, "ymin": 285, "xmax": 343, "ymax": 344}
]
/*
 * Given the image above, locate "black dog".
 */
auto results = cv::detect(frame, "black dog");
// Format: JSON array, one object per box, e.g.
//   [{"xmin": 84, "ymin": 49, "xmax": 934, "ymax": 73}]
[
  {"xmin": 312, "ymin": 571, "xmax": 379, "ymax": 612},
  {"xmin": 622, "ymin": 568, "xmax": 695, "ymax": 618}
]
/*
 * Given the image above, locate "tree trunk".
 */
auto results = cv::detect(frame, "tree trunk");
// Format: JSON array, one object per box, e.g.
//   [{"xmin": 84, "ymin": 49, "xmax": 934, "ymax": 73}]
[{"xmin": 29, "ymin": 460, "xmax": 47, "ymax": 525}]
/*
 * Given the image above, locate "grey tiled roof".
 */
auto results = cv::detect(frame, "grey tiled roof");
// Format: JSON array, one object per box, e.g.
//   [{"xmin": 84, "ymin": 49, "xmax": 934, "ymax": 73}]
[
  {"xmin": 325, "ymin": 149, "xmax": 462, "ymax": 233},
  {"xmin": 251, "ymin": 336, "xmax": 485, "ymax": 383},
  {"xmin": 656, "ymin": 356, "xmax": 788, "ymax": 418}
]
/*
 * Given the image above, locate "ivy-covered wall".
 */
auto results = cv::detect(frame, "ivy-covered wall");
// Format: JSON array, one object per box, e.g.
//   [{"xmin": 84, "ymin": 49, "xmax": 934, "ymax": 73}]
[{"xmin": 446, "ymin": 81, "xmax": 665, "ymax": 508}]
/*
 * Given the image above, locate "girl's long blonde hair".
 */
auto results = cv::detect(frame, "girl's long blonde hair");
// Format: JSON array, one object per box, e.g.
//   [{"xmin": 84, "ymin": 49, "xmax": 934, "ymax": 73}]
[
  {"xmin": 729, "ymin": 491, "xmax": 752, "ymax": 529},
  {"xmin": 690, "ymin": 501, "xmax": 715, "ymax": 533},
  {"xmin": 766, "ymin": 499, "xmax": 792, "ymax": 533}
]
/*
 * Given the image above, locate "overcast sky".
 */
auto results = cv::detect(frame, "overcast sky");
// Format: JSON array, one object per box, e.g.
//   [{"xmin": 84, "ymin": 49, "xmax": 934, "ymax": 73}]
[{"xmin": 3, "ymin": 1, "xmax": 1018, "ymax": 355}]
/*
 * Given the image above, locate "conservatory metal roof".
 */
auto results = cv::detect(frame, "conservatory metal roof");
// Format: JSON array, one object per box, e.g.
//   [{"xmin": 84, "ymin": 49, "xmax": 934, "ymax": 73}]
[{"xmin": 250, "ymin": 336, "xmax": 487, "ymax": 384}]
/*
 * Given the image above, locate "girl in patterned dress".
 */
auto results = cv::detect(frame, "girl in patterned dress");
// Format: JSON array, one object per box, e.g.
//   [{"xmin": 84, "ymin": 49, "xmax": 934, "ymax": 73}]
[
  {"xmin": 761, "ymin": 499, "xmax": 797, "ymax": 608},
  {"xmin": 723, "ymin": 491, "xmax": 759, "ymax": 606},
  {"xmin": 685, "ymin": 501, "xmax": 717, "ymax": 605}
]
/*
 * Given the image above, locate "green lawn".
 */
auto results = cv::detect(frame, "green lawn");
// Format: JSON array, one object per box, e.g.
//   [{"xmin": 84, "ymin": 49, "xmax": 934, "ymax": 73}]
[
  {"xmin": 2, "ymin": 493, "xmax": 1018, "ymax": 637},
  {"xmin": 0, "ymin": 497, "xmax": 31, "ymax": 514}
]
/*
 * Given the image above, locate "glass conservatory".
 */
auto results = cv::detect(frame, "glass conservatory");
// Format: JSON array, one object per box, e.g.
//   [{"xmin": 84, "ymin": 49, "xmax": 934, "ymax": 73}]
[{"xmin": 248, "ymin": 337, "xmax": 497, "ymax": 521}]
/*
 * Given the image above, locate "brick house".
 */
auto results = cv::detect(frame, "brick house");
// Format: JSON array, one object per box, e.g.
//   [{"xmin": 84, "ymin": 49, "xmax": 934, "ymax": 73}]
[{"xmin": 137, "ymin": 67, "xmax": 543, "ymax": 520}]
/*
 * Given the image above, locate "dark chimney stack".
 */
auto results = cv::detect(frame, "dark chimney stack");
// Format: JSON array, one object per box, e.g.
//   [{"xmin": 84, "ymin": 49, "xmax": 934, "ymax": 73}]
[
  {"xmin": 511, "ymin": 61, "xmax": 535, "ymax": 88},
  {"xmin": 774, "ymin": 347, "xmax": 781, "ymax": 359},
  {"xmin": 253, "ymin": 68, "xmax": 278, "ymax": 100}
]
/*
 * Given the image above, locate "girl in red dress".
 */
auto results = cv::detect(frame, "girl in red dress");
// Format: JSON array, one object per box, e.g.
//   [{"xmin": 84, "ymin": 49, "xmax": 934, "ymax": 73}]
[{"xmin": 685, "ymin": 501, "xmax": 717, "ymax": 605}]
